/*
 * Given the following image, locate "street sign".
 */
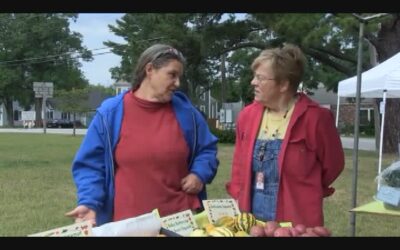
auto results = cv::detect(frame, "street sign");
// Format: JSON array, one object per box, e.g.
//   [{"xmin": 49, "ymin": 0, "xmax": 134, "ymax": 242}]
[
  {"xmin": 33, "ymin": 82, "xmax": 53, "ymax": 98},
  {"xmin": 33, "ymin": 82, "xmax": 53, "ymax": 134},
  {"xmin": 21, "ymin": 111, "xmax": 35, "ymax": 121},
  {"xmin": 219, "ymin": 109, "xmax": 225, "ymax": 123},
  {"xmin": 225, "ymin": 109, "xmax": 232, "ymax": 123}
]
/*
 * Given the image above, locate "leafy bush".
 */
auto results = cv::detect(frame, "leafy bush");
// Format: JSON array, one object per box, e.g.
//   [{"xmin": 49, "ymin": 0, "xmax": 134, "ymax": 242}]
[
  {"xmin": 340, "ymin": 122, "xmax": 375, "ymax": 137},
  {"xmin": 361, "ymin": 122, "xmax": 375, "ymax": 136},
  {"xmin": 210, "ymin": 128, "xmax": 236, "ymax": 144},
  {"xmin": 340, "ymin": 123, "xmax": 354, "ymax": 136}
]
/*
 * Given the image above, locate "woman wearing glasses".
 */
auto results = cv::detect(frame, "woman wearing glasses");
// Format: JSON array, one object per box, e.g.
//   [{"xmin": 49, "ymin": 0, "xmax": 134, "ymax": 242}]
[
  {"xmin": 226, "ymin": 43, "xmax": 344, "ymax": 227},
  {"xmin": 66, "ymin": 44, "xmax": 219, "ymax": 226}
]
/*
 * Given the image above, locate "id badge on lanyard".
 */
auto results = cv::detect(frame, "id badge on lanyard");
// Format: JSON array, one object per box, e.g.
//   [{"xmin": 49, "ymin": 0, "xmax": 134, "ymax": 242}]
[{"xmin": 255, "ymin": 171, "xmax": 264, "ymax": 190}]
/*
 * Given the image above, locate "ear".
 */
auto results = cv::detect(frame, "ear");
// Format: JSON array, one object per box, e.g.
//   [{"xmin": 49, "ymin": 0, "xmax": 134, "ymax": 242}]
[
  {"xmin": 145, "ymin": 63, "xmax": 154, "ymax": 76},
  {"xmin": 279, "ymin": 80, "xmax": 290, "ymax": 93}
]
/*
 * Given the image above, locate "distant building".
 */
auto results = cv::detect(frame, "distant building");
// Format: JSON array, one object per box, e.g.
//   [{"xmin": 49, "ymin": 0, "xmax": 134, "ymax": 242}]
[
  {"xmin": 114, "ymin": 80, "xmax": 131, "ymax": 95},
  {"xmin": 306, "ymin": 82, "xmax": 374, "ymax": 130},
  {"xmin": 195, "ymin": 85, "xmax": 219, "ymax": 120},
  {"xmin": 0, "ymin": 103, "xmax": 5, "ymax": 126},
  {"xmin": 219, "ymin": 101, "xmax": 244, "ymax": 130},
  {"xmin": 1, "ymin": 88, "xmax": 113, "ymax": 128}
]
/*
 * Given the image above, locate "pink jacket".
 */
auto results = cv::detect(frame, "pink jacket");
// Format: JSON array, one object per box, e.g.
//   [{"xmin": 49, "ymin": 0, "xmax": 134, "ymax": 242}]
[{"xmin": 226, "ymin": 93, "xmax": 344, "ymax": 226}]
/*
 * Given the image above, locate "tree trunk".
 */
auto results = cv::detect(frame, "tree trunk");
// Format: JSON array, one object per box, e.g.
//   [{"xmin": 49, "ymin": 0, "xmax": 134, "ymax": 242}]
[
  {"xmin": 5, "ymin": 98, "xmax": 14, "ymax": 127},
  {"xmin": 35, "ymin": 98, "xmax": 42, "ymax": 128},
  {"xmin": 220, "ymin": 53, "xmax": 226, "ymax": 104},
  {"xmin": 73, "ymin": 112, "xmax": 76, "ymax": 137},
  {"xmin": 375, "ymin": 16, "xmax": 400, "ymax": 153},
  {"xmin": 383, "ymin": 99, "xmax": 400, "ymax": 153},
  {"xmin": 373, "ymin": 99, "xmax": 381, "ymax": 151},
  {"xmin": 367, "ymin": 40, "xmax": 380, "ymax": 151}
]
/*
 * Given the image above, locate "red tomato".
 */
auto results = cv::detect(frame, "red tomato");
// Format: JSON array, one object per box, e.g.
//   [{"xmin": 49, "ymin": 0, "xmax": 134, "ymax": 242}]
[
  {"xmin": 294, "ymin": 224, "xmax": 306, "ymax": 234},
  {"xmin": 264, "ymin": 221, "xmax": 280, "ymax": 237},
  {"xmin": 273, "ymin": 227, "xmax": 292, "ymax": 237},
  {"xmin": 312, "ymin": 226, "xmax": 331, "ymax": 237},
  {"xmin": 249, "ymin": 225, "xmax": 265, "ymax": 237},
  {"xmin": 288, "ymin": 227, "xmax": 300, "ymax": 237},
  {"xmin": 300, "ymin": 233, "xmax": 318, "ymax": 237},
  {"xmin": 304, "ymin": 227, "xmax": 319, "ymax": 237}
]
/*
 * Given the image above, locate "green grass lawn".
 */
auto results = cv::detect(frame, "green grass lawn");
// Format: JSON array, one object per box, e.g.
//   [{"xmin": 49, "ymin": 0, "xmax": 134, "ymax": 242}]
[{"xmin": 1, "ymin": 133, "xmax": 399, "ymax": 236}]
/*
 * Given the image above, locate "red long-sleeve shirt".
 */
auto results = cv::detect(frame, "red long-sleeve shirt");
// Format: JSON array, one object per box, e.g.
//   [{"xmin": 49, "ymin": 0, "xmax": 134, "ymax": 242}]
[{"xmin": 113, "ymin": 91, "xmax": 200, "ymax": 221}]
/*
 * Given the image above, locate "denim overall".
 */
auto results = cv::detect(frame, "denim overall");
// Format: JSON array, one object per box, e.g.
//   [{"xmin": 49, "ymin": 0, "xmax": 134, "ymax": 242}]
[{"xmin": 251, "ymin": 138, "xmax": 282, "ymax": 221}]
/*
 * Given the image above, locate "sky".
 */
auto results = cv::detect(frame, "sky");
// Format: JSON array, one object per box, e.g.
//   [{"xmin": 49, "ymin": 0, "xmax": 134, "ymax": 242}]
[
  {"xmin": 69, "ymin": 13, "xmax": 125, "ymax": 87},
  {"xmin": 69, "ymin": 13, "xmax": 247, "ymax": 87}
]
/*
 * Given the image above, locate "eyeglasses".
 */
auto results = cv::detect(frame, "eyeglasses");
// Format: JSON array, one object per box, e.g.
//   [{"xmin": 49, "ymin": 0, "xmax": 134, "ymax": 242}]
[{"xmin": 253, "ymin": 74, "xmax": 276, "ymax": 83}]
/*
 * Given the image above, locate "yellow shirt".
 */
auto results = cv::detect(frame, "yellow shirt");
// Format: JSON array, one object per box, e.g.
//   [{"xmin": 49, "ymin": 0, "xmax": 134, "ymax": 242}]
[{"xmin": 257, "ymin": 104, "xmax": 295, "ymax": 140}]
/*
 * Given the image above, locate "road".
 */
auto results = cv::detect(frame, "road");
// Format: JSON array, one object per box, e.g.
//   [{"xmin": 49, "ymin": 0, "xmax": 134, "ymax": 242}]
[
  {"xmin": 340, "ymin": 137, "xmax": 376, "ymax": 151},
  {"xmin": 0, "ymin": 128, "xmax": 377, "ymax": 151},
  {"xmin": 0, "ymin": 128, "xmax": 87, "ymax": 135}
]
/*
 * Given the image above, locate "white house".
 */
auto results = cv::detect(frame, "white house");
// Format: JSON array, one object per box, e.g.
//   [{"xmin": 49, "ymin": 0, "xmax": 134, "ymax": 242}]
[
  {"xmin": 0, "ymin": 103, "xmax": 5, "ymax": 126},
  {"xmin": 196, "ymin": 85, "xmax": 219, "ymax": 120},
  {"xmin": 114, "ymin": 80, "xmax": 131, "ymax": 95},
  {"xmin": 1, "ymin": 88, "xmax": 113, "ymax": 128}
]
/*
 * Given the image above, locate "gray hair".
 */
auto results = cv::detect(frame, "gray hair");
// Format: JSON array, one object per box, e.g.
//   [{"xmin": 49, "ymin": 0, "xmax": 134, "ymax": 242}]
[
  {"xmin": 251, "ymin": 43, "xmax": 306, "ymax": 92},
  {"xmin": 132, "ymin": 44, "xmax": 186, "ymax": 87}
]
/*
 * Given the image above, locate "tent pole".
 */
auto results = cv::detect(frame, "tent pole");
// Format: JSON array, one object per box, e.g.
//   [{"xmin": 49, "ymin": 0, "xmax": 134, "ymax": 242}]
[
  {"xmin": 377, "ymin": 90, "xmax": 387, "ymax": 191},
  {"xmin": 336, "ymin": 94, "xmax": 340, "ymax": 128},
  {"xmin": 349, "ymin": 20, "xmax": 364, "ymax": 237}
]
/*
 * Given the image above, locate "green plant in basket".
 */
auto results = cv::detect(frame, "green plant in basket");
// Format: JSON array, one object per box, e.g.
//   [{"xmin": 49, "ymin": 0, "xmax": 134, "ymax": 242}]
[{"xmin": 382, "ymin": 168, "xmax": 400, "ymax": 187}]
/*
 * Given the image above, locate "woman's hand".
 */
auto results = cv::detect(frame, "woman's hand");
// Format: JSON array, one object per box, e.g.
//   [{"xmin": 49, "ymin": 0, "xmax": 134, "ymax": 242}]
[
  {"xmin": 181, "ymin": 173, "xmax": 204, "ymax": 194},
  {"xmin": 65, "ymin": 205, "xmax": 97, "ymax": 226}
]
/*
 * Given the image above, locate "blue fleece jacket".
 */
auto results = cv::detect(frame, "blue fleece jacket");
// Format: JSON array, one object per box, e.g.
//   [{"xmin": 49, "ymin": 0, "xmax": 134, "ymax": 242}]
[{"xmin": 71, "ymin": 90, "xmax": 219, "ymax": 226}]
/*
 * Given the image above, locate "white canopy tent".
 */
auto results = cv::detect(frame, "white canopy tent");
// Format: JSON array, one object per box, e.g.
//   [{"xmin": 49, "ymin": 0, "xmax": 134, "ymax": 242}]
[{"xmin": 336, "ymin": 51, "xmax": 400, "ymax": 189}]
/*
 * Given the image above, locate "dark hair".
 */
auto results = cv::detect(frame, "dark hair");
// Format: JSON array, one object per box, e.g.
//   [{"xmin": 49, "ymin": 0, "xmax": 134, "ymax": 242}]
[
  {"xmin": 132, "ymin": 44, "xmax": 186, "ymax": 87},
  {"xmin": 251, "ymin": 43, "xmax": 306, "ymax": 92}
]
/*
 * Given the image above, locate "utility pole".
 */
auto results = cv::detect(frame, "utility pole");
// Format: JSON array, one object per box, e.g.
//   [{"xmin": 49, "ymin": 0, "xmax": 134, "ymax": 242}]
[{"xmin": 219, "ymin": 53, "xmax": 226, "ymax": 129}]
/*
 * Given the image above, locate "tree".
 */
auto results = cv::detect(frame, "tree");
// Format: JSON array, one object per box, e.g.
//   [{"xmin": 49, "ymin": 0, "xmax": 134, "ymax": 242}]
[
  {"xmin": 200, "ymin": 13, "xmax": 400, "ymax": 153},
  {"xmin": 105, "ymin": 13, "xmax": 400, "ymax": 152},
  {"xmin": 371, "ymin": 15, "xmax": 400, "ymax": 153},
  {"xmin": 53, "ymin": 88, "xmax": 90, "ymax": 136},
  {"xmin": 0, "ymin": 13, "xmax": 92, "ymax": 127},
  {"xmin": 105, "ymin": 13, "xmax": 228, "ymax": 104}
]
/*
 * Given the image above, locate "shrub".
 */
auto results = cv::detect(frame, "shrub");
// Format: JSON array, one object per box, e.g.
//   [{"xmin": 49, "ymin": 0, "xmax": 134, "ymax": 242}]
[
  {"xmin": 210, "ymin": 127, "xmax": 236, "ymax": 144},
  {"xmin": 361, "ymin": 122, "xmax": 375, "ymax": 136},
  {"xmin": 340, "ymin": 122, "xmax": 375, "ymax": 137}
]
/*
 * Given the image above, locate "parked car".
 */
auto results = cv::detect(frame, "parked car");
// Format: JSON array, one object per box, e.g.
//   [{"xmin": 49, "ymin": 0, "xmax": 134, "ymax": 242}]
[{"xmin": 46, "ymin": 119, "xmax": 74, "ymax": 128}]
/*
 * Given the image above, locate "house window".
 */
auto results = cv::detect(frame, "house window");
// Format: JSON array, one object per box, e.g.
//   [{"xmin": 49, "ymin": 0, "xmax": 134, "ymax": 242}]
[
  {"xmin": 199, "ymin": 86, "xmax": 206, "ymax": 101},
  {"xmin": 61, "ymin": 112, "xmax": 70, "ymax": 120},
  {"xmin": 201, "ymin": 91, "xmax": 206, "ymax": 101},
  {"xmin": 47, "ymin": 110, "xmax": 53, "ymax": 120},
  {"xmin": 360, "ymin": 108, "xmax": 374, "ymax": 125},
  {"xmin": 13, "ymin": 110, "xmax": 21, "ymax": 121}
]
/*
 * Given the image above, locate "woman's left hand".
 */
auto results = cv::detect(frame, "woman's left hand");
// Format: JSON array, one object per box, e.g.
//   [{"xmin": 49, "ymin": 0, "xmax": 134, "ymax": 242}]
[{"xmin": 181, "ymin": 173, "xmax": 204, "ymax": 194}]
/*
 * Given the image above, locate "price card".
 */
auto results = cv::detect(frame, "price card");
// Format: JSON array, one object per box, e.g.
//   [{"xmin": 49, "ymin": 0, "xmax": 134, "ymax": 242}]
[
  {"xmin": 160, "ymin": 210, "xmax": 198, "ymax": 236},
  {"xmin": 202, "ymin": 199, "xmax": 240, "ymax": 224},
  {"xmin": 28, "ymin": 221, "xmax": 92, "ymax": 237}
]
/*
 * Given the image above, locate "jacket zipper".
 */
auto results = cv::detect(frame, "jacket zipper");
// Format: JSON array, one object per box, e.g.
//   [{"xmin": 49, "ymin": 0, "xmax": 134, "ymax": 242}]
[
  {"xmin": 101, "ymin": 113, "xmax": 114, "ymax": 178},
  {"xmin": 189, "ymin": 110, "xmax": 197, "ymax": 168}
]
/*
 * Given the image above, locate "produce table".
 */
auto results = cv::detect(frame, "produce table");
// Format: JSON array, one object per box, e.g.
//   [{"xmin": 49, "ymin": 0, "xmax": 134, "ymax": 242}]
[{"xmin": 350, "ymin": 200, "xmax": 400, "ymax": 216}]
